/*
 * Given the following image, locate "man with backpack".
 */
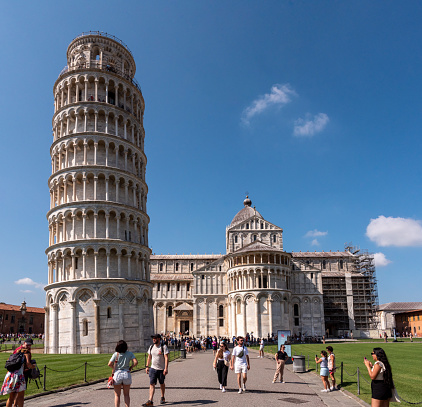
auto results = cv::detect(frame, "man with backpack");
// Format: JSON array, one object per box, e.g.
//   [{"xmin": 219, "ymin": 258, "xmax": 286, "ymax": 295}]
[
  {"xmin": 230, "ymin": 336, "xmax": 250, "ymax": 394},
  {"xmin": 142, "ymin": 334, "xmax": 169, "ymax": 406}
]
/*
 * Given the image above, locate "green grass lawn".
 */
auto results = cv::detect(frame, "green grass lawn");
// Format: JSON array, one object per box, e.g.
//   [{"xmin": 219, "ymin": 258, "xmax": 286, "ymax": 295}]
[
  {"xmin": 0, "ymin": 350, "xmax": 180, "ymax": 403},
  {"xmin": 252, "ymin": 342, "xmax": 421, "ymax": 405}
]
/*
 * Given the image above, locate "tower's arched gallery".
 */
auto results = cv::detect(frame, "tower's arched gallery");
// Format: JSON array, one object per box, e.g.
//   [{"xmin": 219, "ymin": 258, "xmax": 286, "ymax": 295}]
[{"xmin": 44, "ymin": 33, "xmax": 378, "ymax": 353}]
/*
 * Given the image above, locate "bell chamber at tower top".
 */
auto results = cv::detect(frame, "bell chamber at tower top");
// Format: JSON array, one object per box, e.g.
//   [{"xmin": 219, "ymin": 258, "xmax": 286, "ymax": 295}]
[{"xmin": 57, "ymin": 31, "xmax": 141, "ymax": 93}]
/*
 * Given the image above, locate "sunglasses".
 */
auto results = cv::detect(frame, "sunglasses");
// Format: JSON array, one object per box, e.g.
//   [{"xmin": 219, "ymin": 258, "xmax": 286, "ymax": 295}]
[{"xmin": 371, "ymin": 352, "xmax": 375, "ymax": 355}]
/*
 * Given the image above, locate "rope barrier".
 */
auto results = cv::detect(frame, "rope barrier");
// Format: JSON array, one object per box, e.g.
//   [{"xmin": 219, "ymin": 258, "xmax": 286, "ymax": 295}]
[
  {"xmin": 343, "ymin": 367, "xmax": 357, "ymax": 377},
  {"xmin": 45, "ymin": 365, "xmax": 85, "ymax": 372}
]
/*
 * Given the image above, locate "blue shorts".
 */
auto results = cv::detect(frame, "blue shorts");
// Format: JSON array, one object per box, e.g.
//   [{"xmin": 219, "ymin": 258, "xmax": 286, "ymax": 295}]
[
  {"xmin": 149, "ymin": 368, "xmax": 165, "ymax": 385},
  {"xmin": 320, "ymin": 367, "xmax": 329, "ymax": 377}
]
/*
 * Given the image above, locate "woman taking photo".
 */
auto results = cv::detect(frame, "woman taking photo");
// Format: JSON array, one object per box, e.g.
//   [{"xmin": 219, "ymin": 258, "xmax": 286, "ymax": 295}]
[
  {"xmin": 364, "ymin": 347, "xmax": 395, "ymax": 407},
  {"xmin": 213, "ymin": 342, "xmax": 231, "ymax": 392},
  {"xmin": 315, "ymin": 350, "xmax": 330, "ymax": 392},
  {"xmin": 108, "ymin": 340, "xmax": 138, "ymax": 407}
]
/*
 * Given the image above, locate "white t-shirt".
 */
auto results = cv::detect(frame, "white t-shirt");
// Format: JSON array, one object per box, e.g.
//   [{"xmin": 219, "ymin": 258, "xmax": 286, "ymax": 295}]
[
  {"xmin": 232, "ymin": 346, "xmax": 249, "ymax": 365},
  {"xmin": 260, "ymin": 339, "xmax": 264, "ymax": 348},
  {"xmin": 148, "ymin": 344, "xmax": 169, "ymax": 371},
  {"xmin": 218, "ymin": 350, "xmax": 231, "ymax": 361}
]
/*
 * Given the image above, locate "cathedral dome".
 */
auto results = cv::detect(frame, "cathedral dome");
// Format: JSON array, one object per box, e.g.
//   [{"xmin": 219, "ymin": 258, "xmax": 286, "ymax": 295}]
[{"xmin": 230, "ymin": 196, "xmax": 263, "ymax": 227}]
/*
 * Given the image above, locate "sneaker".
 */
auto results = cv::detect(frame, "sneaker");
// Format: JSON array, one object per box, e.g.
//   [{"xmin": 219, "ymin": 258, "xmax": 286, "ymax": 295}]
[
  {"xmin": 272, "ymin": 380, "xmax": 276, "ymax": 383},
  {"xmin": 222, "ymin": 388, "xmax": 226, "ymax": 393},
  {"xmin": 281, "ymin": 381, "xmax": 285, "ymax": 383},
  {"xmin": 330, "ymin": 386, "xmax": 335, "ymax": 391},
  {"xmin": 242, "ymin": 384, "xmax": 246, "ymax": 391},
  {"xmin": 321, "ymin": 389, "xmax": 328, "ymax": 393},
  {"xmin": 238, "ymin": 388, "xmax": 243, "ymax": 394},
  {"xmin": 160, "ymin": 397, "xmax": 166, "ymax": 404},
  {"xmin": 220, "ymin": 384, "xmax": 223, "ymax": 390},
  {"xmin": 142, "ymin": 401, "xmax": 153, "ymax": 406}
]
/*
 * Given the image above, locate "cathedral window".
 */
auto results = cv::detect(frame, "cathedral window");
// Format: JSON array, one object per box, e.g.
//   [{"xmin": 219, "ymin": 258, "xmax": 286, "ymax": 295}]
[
  {"xmin": 107, "ymin": 307, "xmax": 112, "ymax": 318},
  {"xmin": 175, "ymin": 262, "xmax": 179, "ymax": 271},
  {"xmin": 235, "ymin": 236, "xmax": 238, "ymax": 243},
  {"xmin": 253, "ymin": 235, "xmax": 257, "ymax": 241},
  {"xmin": 168, "ymin": 306, "xmax": 172, "ymax": 317},
  {"xmin": 167, "ymin": 283, "xmax": 170, "ymax": 291},
  {"xmin": 157, "ymin": 283, "xmax": 161, "ymax": 291},
  {"xmin": 311, "ymin": 273, "xmax": 314, "ymax": 279},
  {"xmin": 322, "ymin": 260, "xmax": 326, "ymax": 270},
  {"xmin": 190, "ymin": 263, "xmax": 194, "ymax": 271},
  {"xmin": 187, "ymin": 283, "xmax": 190, "ymax": 291},
  {"xmin": 339, "ymin": 260, "xmax": 344, "ymax": 269},
  {"xmin": 177, "ymin": 283, "xmax": 180, "ymax": 291},
  {"xmin": 246, "ymin": 224, "xmax": 249, "ymax": 229},
  {"xmin": 159, "ymin": 263, "xmax": 163, "ymax": 272},
  {"xmin": 201, "ymin": 275, "xmax": 205, "ymax": 280},
  {"xmin": 261, "ymin": 223, "xmax": 263, "ymax": 229},
  {"xmin": 294, "ymin": 304, "xmax": 300, "ymax": 326},
  {"xmin": 273, "ymin": 235, "xmax": 276, "ymax": 243}
]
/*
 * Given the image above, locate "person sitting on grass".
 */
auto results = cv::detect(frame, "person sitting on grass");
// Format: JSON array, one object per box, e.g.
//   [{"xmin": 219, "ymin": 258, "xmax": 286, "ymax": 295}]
[{"xmin": 315, "ymin": 350, "xmax": 330, "ymax": 393}]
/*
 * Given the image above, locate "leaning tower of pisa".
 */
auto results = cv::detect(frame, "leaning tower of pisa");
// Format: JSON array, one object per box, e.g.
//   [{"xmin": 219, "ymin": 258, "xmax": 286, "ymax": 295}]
[{"xmin": 45, "ymin": 32, "xmax": 153, "ymax": 354}]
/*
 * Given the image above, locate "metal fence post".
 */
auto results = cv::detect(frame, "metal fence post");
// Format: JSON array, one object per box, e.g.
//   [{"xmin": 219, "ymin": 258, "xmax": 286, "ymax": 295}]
[
  {"xmin": 357, "ymin": 367, "xmax": 360, "ymax": 395},
  {"xmin": 341, "ymin": 362, "xmax": 343, "ymax": 386},
  {"xmin": 43, "ymin": 365, "xmax": 47, "ymax": 391},
  {"xmin": 144, "ymin": 352, "xmax": 147, "ymax": 367},
  {"xmin": 84, "ymin": 362, "xmax": 87, "ymax": 383},
  {"xmin": 307, "ymin": 355, "xmax": 309, "ymax": 369}
]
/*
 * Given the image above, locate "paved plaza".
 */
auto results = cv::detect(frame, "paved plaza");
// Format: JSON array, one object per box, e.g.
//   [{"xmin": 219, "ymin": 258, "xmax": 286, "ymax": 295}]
[{"xmin": 23, "ymin": 350, "xmax": 367, "ymax": 407}]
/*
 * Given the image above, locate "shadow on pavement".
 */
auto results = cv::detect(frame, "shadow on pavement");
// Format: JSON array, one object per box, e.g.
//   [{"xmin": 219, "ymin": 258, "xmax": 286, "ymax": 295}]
[{"xmin": 53, "ymin": 403, "xmax": 90, "ymax": 407}]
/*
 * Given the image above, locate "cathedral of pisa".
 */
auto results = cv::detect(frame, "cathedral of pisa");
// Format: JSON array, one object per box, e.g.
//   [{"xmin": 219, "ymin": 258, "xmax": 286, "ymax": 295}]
[{"xmin": 44, "ymin": 33, "xmax": 378, "ymax": 353}]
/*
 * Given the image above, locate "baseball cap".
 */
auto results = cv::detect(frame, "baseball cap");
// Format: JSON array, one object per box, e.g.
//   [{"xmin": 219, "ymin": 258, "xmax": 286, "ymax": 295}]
[
  {"xmin": 151, "ymin": 334, "xmax": 161, "ymax": 339},
  {"xmin": 25, "ymin": 338, "xmax": 34, "ymax": 345}
]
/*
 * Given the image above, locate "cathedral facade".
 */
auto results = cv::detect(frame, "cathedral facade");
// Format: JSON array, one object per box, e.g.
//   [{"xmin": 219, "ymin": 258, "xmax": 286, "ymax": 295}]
[{"xmin": 151, "ymin": 196, "xmax": 378, "ymax": 339}]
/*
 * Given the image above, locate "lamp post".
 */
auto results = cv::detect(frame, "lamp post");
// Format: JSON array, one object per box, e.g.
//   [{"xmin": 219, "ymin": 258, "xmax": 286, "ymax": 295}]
[{"xmin": 19, "ymin": 301, "xmax": 27, "ymax": 335}]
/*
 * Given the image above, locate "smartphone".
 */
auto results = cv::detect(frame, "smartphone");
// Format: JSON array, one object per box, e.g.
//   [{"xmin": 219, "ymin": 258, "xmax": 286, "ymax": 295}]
[
  {"xmin": 364, "ymin": 357, "xmax": 367, "ymax": 360},
  {"xmin": 315, "ymin": 354, "xmax": 318, "ymax": 358}
]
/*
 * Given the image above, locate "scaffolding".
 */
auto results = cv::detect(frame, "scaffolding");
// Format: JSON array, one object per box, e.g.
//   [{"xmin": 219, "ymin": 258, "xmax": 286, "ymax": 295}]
[{"xmin": 345, "ymin": 243, "xmax": 379, "ymax": 330}]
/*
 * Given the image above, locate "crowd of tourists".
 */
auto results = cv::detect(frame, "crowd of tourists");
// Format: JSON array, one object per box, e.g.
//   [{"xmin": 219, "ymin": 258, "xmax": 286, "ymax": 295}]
[{"xmin": 0, "ymin": 332, "xmax": 398, "ymax": 407}]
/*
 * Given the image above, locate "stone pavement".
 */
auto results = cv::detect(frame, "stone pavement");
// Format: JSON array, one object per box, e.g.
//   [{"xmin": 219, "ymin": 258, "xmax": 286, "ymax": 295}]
[{"xmin": 24, "ymin": 349, "xmax": 367, "ymax": 407}]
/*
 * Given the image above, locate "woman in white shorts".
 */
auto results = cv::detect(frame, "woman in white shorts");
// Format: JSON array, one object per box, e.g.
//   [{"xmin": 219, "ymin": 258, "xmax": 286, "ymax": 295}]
[{"xmin": 108, "ymin": 340, "xmax": 138, "ymax": 407}]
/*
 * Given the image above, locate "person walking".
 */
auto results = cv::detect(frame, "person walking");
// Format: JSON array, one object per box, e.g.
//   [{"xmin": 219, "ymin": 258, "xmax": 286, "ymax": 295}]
[
  {"xmin": 143, "ymin": 334, "xmax": 169, "ymax": 406},
  {"xmin": 364, "ymin": 347, "xmax": 396, "ymax": 406},
  {"xmin": 272, "ymin": 345, "xmax": 288, "ymax": 383},
  {"xmin": 258, "ymin": 337, "xmax": 265, "ymax": 358},
  {"xmin": 315, "ymin": 350, "xmax": 330, "ymax": 393},
  {"xmin": 108, "ymin": 340, "xmax": 138, "ymax": 407},
  {"xmin": 326, "ymin": 346, "xmax": 336, "ymax": 391},
  {"xmin": 230, "ymin": 336, "xmax": 250, "ymax": 394},
  {"xmin": 0, "ymin": 338, "xmax": 36, "ymax": 407},
  {"xmin": 213, "ymin": 342, "xmax": 231, "ymax": 392}
]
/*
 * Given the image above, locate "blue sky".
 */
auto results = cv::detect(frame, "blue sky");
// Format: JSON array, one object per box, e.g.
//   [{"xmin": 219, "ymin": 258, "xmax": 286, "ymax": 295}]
[{"xmin": 0, "ymin": 1, "xmax": 421, "ymax": 307}]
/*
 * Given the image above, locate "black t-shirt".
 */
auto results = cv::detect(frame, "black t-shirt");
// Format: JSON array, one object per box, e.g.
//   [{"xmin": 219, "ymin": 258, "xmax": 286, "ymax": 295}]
[{"xmin": 277, "ymin": 351, "xmax": 288, "ymax": 361}]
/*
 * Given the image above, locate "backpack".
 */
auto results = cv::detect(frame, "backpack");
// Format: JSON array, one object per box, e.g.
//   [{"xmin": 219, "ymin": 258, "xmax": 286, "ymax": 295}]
[{"xmin": 5, "ymin": 352, "xmax": 25, "ymax": 372}]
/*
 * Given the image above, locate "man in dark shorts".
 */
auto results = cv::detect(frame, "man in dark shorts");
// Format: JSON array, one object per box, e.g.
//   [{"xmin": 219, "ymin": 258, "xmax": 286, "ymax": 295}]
[{"xmin": 143, "ymin": 334, "xmax": 169, "ymax": 406}]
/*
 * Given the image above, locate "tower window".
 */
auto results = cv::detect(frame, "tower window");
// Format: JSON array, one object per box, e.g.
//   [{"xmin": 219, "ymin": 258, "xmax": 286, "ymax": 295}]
[
  {"xmin": 261, "ymin": 223, "xmax": 263, "ymax": 229},
  {"xmin": 167, "ymin": 283, "xmax": 170, "ymax": 291},
  {"xmin": 246, "ymin": 224, "xmax": 249, "ymax": 229},
  {"xmin": 253, "ymin": 235, "xmax": 257, "ymax": 241},
  {"xmin": 187, "ymin": 283, "xmax": 190, "ymax": 291},
  {"xmin": 177, "ymin": 283, "xmax": 180, "ymax": 291},
  {"xmin": 219, "ymin": 305, "xmax": 224, "ymax": 318},
  {"xmin": 107, "ymin": 307, "xmax": 112, "ymax": 318},
  {"xmin": 157, "ymin": 283, "xmax": 161, "ymax": 291},
  {"xmin": 168, "ymin": 306, "xmax": 172, "ymax": 317},
  {"xmin": 83, "ymin": 320, "xmax": 88, "ymax": 336},
  {"xmin": 235, "ymin": 236, "xmax": 238, "ymax": 243}
]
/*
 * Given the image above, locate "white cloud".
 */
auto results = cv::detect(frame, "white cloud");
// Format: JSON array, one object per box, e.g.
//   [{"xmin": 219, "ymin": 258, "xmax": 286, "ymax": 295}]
[
  {"xmin": 311, "ymin": 239, "xmax": 319, "ymax": 246},
  {"xmin": 366, "ymin": 216, "xmax": 422, "ymax": 247},
  {"xmin": 294, "ymin": 113, "xmax": 329, "ymax": 137},
  {"xmin": 19, "ymin": 290, "xmax": 33, "ymax": 294},
  {"xmin": 15, "ymin": 278, "xmax": 44, "ymax": 290},
  {"xmin": 305, "ymin": 229, "xmax": 328, "ymax": 238},
  {"xmin": 241, "ymin": 84, "xmax": 296, "ymax": 125},
  {"xmin": 373, "ymin": 253, "xmax": 392, "ymax": 267}
]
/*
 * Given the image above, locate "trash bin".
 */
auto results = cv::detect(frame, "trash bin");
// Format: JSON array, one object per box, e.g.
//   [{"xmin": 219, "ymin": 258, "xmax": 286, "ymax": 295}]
[
  {"xmin": 180, "ymin": 349, "xmax": 186, "ymax": 359},
  {"xmin": 292, "ymin": 355, "xmax": 306, "ymax": 373}
]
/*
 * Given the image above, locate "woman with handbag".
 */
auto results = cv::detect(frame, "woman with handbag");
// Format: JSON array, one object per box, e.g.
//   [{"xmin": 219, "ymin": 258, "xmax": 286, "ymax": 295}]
[
  {"xmin": 108, "ymin": 340, "xmax": 138, "ymax": 407},
  {"xmin": 1, "ymin": 339, "xmax": 36, "ymax": 407},
  {"xmin": 364, "ymin": 347, "xmax": 397, "ymax": 406},
  {"xmin": 213, "ymin": 342, "xmax": 231, "ymax": 392}
]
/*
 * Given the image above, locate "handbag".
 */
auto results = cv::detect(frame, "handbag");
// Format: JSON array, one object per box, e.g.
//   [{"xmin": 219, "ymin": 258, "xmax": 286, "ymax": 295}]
[
  {"xmin": 224, "ymin": 360, "xmax": 229, "ymax": 367},
  {"xmin": 389, "ymin": 387, "xmax": 400, "ymax": 403},
  {"xmin": 107, "ymin": 352, "xmax": 119, "ymax": 389}
]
